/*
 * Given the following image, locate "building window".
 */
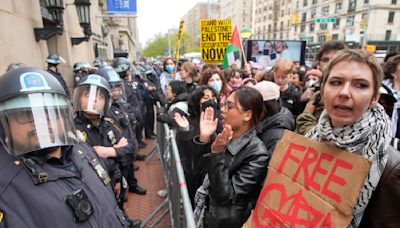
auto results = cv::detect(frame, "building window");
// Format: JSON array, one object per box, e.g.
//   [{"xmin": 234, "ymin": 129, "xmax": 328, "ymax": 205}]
[
  {"xmin": 301, "ymin": 24, "xmax": 306, "ymax": 32},
  {"xmin": 333, "ymin": 18, "xmax": 340, "ymax": 29},
  {"xmin": 322, "ymin": 6, "xmax": 329, "ymax": 15},
  {"xmin": 280, "ymin": 32, "xmax": 283, "ymax": 39},
  {"xmin": 295, "ymin": 26, "xmax": 298, "ymax": 32},
  {"xmin": 388, "ymin": 12, "xmax": 395, "ymax": 23},
  {"xmin": 312, "ymin": 0, "xmax": 317, "ymax": 5},
  {"xmin": 301, "ymin": 12, "xmax": 307, "ymax": 22},
  {"xmin": 303, "ymin": 0, "xmax": 308, "ymax": 7},
  {"xmin": 281, "ymin": 10, "xmax": 285, "ymax": 17},
  {"xmin": 385, "ymin": 30, "xmax": 392, "ymax": 41},
  {"xmin": 309, "ymin": 36, "xmax": 314, "ymax": 43},
  {"xmin": 296, "ymin": 1, "xmax": 299, "ymax": 9},
  {"xmin": 268, "ymin": 24, "xmax": 271, "ymax": 32},
  {"xmin": 346, "ymin": 16, "xmax": 354, "ymax": 26},
  {"xmin": 332, "ymin": 34, "xmax": 339, "ymax": 40},
  {"xmin": 392, "ymin": 0, "xmax": 397, "ymax": 4},
  {"xmin": 273, "ymin": 33, "xmax": 277, "ymax": 39},
  {"xmin": 318, "ymin": 35, "xmax": 325, "ymax": 43},
  {"xmin": 280, "ymin": 21, "xmax": 284, "ymax": 30},
  {"xmin": 310, "ymin": 23, "xmax": 315, "ymax": 32},
  {"xmin": 311, "ymin": 7, "xmax": 316, "ymax": 19},
  {"xmin": 320, "ymin": 23, "xmax": 328, "ymax": 30},
  {"xmin": 335, "ymin": 3, "xmax": 342, "ymax": 13},
  {"xmin": 364, "ymin": 0, "xmax": 369, "ymax": 4},
  {"xmin": 348, "ymin": 0, "xmax": 356, "ymax": 12}
]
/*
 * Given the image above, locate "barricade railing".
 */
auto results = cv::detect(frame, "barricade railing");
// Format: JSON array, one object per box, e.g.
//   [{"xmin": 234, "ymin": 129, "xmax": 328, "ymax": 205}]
[{"xmin": 142, "ymin": 103, "xmax": 195, "ymax": 228}]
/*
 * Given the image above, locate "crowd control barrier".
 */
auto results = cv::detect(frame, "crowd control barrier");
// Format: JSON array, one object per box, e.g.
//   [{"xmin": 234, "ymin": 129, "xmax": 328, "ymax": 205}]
[{"xmin": 142, "ymin": 103, "xmax": 195, "ymax": 228}]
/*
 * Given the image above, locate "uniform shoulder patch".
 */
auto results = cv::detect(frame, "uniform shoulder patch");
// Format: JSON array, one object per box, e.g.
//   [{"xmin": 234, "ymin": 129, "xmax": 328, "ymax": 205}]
[{"xmin": 76, "ymin": 130, "xmax": 87, "ymax": 143}]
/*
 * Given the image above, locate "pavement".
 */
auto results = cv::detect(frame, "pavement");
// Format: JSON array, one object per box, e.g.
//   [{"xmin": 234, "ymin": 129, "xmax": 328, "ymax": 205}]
[{"xmin": 124, "ymin": 138, "xmax": 171, "ymax": 228}]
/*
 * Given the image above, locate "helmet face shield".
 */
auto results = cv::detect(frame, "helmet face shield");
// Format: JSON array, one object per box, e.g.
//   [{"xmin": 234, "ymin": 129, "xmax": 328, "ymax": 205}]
[
  {"xmin": 73, "ymin": 85, "xmax": 111, "ymax": 116},
  {"xmin": 110, "ymin": 82, "xmax": 126, "ymax": 101},
  {"xmin": 0, "ymin": 93, "xmax": 75, "ymax": 156}
]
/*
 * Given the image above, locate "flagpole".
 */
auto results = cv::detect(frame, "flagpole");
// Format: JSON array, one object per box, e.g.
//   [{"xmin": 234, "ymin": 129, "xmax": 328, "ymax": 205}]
[{"xmin": 235, "ymin": 25, "xmax": 247, "ymax": 67}]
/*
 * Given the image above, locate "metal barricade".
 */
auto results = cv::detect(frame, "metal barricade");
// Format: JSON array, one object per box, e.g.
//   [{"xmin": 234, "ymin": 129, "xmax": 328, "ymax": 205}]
[{"xmin": 142, "ymin": 103, "xmax": 195, "ymax": 228}]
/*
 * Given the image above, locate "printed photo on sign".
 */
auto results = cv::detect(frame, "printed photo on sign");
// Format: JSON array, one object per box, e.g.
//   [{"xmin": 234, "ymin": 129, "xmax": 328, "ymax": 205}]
[{"xmin": 244, "ymin": 40, "xmax": 306, "ymax": 70}]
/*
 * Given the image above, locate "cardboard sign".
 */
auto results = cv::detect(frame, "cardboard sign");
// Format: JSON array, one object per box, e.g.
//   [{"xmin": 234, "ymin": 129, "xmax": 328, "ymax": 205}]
[
  {"xmin": 244, "ymin": 130, "xmax": 371, "ymax": 227},
  {"xmin": 200, "ymin": 18, "xmax": 232, "ymax": 64}
]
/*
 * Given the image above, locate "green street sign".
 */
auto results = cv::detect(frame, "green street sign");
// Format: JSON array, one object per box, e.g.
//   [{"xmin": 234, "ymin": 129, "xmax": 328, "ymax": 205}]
[{"xmin": 315, "ymin": 18, "xmax": 336, "ymax": 23}]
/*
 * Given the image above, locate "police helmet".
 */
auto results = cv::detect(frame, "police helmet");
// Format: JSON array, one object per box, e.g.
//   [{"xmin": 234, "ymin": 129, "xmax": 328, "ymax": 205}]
[
  {"xmin": 6, "ymin": 63, "xmax": 24, "ymax": 72},
  {"xmin": 95, "ymin": 68, "xmax": 125, "ymax": 101},
  {"xmin": 0, "ymin": 67, "xmax": 75, "ymax": 156},
  {"xmin": 46, "ymin": 54, "xmax": 65, "ymax": 65},
  {"xmin": 73, "ymin": 74, "xmax": 112, "ymax": 117},
  {"xmin": 93, "ymin": 59, "xmax": 108, "ymax": 69},
  {"xmin": 112, "ymin": 57, "xmax": 131, "ymax": 73},
  {"xmin": 73, "ymin": 62, "xmax": 84, "ymax": 72}
]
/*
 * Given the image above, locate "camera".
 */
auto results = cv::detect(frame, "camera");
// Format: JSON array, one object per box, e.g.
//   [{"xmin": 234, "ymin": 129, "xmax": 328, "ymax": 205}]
[{"xmin": 65, "ymin": 189, "xmax": 93, "ymax": 223}]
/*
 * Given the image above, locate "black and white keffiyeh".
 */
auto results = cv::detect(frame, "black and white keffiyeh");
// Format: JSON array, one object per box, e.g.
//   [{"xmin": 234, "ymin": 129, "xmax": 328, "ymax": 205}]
[
  {"xmin": 193, "ymin": 175, "xmax": 210, "ymax": 228},
  {"xmin": 305, "ymin": 104, "xmax": 392, "ymax": 227}
]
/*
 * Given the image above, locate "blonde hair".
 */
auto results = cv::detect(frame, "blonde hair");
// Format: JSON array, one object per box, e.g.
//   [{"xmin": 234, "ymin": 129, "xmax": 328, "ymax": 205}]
[
  {"xmin": 321, "ymin": 49, "xmax": 383, "ymax": 97},
  {"xmin": 273, "ymin": 59, "xmax": 294, "ymax": 76}
]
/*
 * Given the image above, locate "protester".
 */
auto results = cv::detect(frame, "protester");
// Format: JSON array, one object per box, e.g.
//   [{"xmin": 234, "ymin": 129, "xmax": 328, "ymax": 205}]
[
  {"xmin": 160, "ymin": 58, "xmax": 180, "ymax": 95},
  {"xmin": 290, "ymin": 69, "xmax": 305, "ymax": 91},
  {"xmin": 180, "ymin": 61, "xmax": 199, "ymax": 95},
  {"xmin": 273, "ymin": 59, "xmax": 302, "ymax": 117},
  {"xmin": 383, "ymin": 54, "xmax": 400, "ymax": 138},
  {"xmin": 157, "ymin": 80, "xmax": 189, "ymax": 127},
  {"xmin": 174, "ymin": 86, "xmax": 223, "ymax": 205},
  {"xmin": 193, "ymin": 87, "xmax": 268, "ymax": 228},
  {"xmin": 200, "ymin": 69, "xmax": 230, "ymax": 104},
  {"xmin": 0, "ymin": 67, "xmax": 129, "ymax": 227},
  {"xmin": 316, "ymin": 40, "xmax": 347, "ymax": 70},
  {"xmin": 254, "ymin": 81, "xmax": 295, "ymax": 152},
  {"xmin": 225, "ymin": 68, "xmax": 242, "ymax": 91},
  {"xmin": 305, "ymin": 49, "xmax": 400, "ymax": 227}
]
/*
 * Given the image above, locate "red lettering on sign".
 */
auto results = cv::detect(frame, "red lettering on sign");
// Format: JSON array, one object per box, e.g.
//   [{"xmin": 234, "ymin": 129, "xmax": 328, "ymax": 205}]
[
  {"xmin": 322, "ymin": 159, "xmax": 353, "ymax": 203},
  {"xmin": 293, "ymin": 147, "xmax": 318, "ymax": 190},
  {"xmin": 277, "ymin": 143, "xmax": 306, "ymax": 173},
  {"xmin": 309, "ymin": 153, "xmax": 334, "ymax": 191},
  {"xmin": 253, "ymin": 183, "xmax": 331, "ymax": 227}
]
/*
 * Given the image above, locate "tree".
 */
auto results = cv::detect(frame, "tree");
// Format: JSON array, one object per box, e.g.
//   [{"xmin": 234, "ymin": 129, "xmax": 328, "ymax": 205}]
[{"xmin": 142, "ymin": 31, "xmax": 200, "ymax": 58}]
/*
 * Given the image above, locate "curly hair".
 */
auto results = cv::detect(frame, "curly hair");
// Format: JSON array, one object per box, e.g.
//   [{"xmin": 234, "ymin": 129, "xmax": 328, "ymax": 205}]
[{"xmin": 383, "ymin": 54, "xmax": 400, "ymax": 80}]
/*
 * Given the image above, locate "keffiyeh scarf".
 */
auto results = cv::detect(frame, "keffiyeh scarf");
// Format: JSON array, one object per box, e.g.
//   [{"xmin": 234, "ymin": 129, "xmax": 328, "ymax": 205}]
[
  {"xmin": 193, "ymin": 174, "xmax": 210, "ymax": 228},
  {"xmin": 305, "ymin": 104, "xmax": 392, "ymax": 227}
]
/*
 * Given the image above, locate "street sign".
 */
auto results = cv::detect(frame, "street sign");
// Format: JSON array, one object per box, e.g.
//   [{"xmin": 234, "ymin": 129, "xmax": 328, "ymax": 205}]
[
  {"xmin": 107, "ymin": 0, "xmax": 137, "ymax": 14},
  {"xmin": 315, "ymin": 18, "xmax": 336, "ymax": 23}
]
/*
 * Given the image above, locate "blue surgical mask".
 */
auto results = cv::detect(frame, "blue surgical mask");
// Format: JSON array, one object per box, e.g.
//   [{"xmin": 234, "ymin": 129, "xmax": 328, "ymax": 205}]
[
  {"xmin": 165, "ymin": 65, "xmax": 174, "ymax": 73},
  {"xmin": 209, "ymin": 81, "xmax": 222, "ymax": 94}
]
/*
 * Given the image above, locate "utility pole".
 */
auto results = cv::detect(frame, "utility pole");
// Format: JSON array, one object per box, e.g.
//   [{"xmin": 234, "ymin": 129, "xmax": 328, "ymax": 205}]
[{"xmin": 168, "ymin": 29, "xmax": 171, "ymax": 56}]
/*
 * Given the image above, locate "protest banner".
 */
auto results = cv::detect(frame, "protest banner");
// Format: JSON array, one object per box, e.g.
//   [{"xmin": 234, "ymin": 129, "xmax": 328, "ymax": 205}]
[
  {"xmin": 175, "ymin": 20, "xmax": 185, "ymax": 63},
  {"xmin": 244, "ymin": 130, "xmax": 372, "ymax": 227},
  {"xmin": 200, "ymin": 18, "xmax": 232, "ymax": 64}
]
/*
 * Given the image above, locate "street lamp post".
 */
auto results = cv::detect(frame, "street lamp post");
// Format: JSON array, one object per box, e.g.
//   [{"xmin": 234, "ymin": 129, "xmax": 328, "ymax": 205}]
[{"xmin": 71, "ymin": 0, "xmax": 92, "ymax": 45}]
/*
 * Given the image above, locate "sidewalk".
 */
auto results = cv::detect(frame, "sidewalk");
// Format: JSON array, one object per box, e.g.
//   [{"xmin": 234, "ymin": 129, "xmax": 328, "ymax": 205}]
[{"xmin": 124, "ymin": 138, "xmax": 171, "ymax": 228}]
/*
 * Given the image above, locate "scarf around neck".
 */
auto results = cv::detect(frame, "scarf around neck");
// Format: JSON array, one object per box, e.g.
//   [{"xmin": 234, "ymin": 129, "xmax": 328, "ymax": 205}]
[{"xmin": 305, "ymin": 104, "xmax": 391, "ymax": 227}]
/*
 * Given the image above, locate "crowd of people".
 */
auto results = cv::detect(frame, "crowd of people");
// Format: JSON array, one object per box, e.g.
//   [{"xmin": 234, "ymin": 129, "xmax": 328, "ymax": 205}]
[{"xmin": 0, "ymin": 40, "xmax": 400, "ymax": 228}]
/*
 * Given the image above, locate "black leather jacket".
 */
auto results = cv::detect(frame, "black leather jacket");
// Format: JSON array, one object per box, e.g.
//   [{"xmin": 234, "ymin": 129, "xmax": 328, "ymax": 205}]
[
  {"xmin": 359, "ymin": 146, "xmax": 400, "ymax": 227},
  {"xmin": 195, "ymin": 129, "xmax": 269, "ymax": 228}
]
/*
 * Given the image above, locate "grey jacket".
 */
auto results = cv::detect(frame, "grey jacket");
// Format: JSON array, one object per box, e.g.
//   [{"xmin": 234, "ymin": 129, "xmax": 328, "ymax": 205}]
[{"xmin": 0, "ymin": 144, "xmax": 128, "ymax": 228}]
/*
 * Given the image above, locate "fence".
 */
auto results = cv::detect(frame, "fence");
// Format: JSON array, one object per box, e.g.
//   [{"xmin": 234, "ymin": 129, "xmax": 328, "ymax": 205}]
[{"xmin": 142, "ymin": 107, "xmax": 196, "ymax": 228}]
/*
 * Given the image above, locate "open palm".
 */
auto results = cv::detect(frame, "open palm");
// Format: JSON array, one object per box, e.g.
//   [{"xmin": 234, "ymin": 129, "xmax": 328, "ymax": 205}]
[
  {"xmin": 174, "ymin": 112, "xmax": 189, "ymax": 129},
  {"xmin": 199, "ymin": 107, "xmax": 218, "ymax": 139}
]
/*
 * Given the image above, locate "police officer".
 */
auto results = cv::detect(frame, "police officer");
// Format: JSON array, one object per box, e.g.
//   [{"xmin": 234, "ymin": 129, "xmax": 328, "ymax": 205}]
[
  {"xmin": 72, "ymin": 74, "xmax": 142, "ymax": 227},
  {"xmin": 112, "ymin": 58, "xmax": 147, "ymax": 149},
  {"xmin": 46, "ymin": 54, "xmax": 70, "ymax": 98},
  {"xmin": 95, "ymin": 68, "xmax": 147, "ymax": 195},
  {"xmin": 0, "ymin": 67, "xmax": 128, "ymax": 227}
]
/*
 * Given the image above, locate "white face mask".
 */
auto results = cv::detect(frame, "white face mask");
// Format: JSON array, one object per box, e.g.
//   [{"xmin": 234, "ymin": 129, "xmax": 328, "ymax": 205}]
[{"xmin": 305, "ymin": 79, "xmax": 318, "ymax": 89}]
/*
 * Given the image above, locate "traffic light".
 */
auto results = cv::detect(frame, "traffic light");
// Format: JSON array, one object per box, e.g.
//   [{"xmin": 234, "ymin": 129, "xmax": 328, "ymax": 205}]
[{"xmin": 360, "ymin": 18, "xmax": 366, "ymax": 30}]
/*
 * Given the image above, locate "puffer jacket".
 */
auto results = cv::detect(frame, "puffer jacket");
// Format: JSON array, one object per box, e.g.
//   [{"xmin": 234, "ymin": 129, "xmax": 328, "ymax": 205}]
[
  {"xmin": 280, "ymin": 84, "xmax": 302, "ymax": 117},
  {"xmin": 257, "ymin": 107, "xmax": 295, "ymax": 154},
  {"xmin": 359, "ymin": 146, "xmax": 400, "ymax": 227},
  {"xmin": 194, "ymin": 129, "xmax": 269, "ymax": 228}
]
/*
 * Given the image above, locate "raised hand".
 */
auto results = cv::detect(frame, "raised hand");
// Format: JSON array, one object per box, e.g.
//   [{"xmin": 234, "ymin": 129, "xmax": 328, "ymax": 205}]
[
  {"xmin": 174, "ymin": 112, "xmax": 189, "ymax": 129},
  {"xmin": 199, "ymin": 107, "xmax": 218, "ymax": 143},
  {"xmin": 211, "ymin": 124, "xmax": 233, "ymax": 153},
  {"xmin": 114, "ymin": 137, "xmax": 128, "ymax": 148}
]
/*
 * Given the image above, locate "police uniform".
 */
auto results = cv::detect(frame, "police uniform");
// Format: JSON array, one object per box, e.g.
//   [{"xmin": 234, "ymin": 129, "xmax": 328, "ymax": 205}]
[{"xmin": 0, "ymin": 142, "xmax": 128, "ymax": 228}]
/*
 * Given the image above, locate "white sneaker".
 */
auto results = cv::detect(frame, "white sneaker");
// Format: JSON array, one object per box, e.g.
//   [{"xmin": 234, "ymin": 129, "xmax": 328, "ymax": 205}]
[{"xmin": 157, "ymin": 189, "xmax": 168, "ymax": 197}]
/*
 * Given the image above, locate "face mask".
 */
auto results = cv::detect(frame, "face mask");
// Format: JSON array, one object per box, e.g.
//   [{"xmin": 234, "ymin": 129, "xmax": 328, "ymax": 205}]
[
  {"xmin": 201, "ymin": 99, "xmax": 218, "ymax": 112},
  {"xmin": 165, "ymin": 65, "xmax": 174, "ymax": 73},
  {"xmin": 305, "ymin": 79, "xmax": 318, "ymax": 89},
  {"xmin": 209, "ymin": 81, "xmax": 222, "ymax": 94}
]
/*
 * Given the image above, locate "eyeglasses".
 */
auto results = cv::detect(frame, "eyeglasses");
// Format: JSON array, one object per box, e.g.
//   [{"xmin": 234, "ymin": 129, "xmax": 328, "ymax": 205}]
[
  {"xmin": 10, "ymin": 109, "xmax": 61, "ymax": 124},
  {"xmin": 221, "ymin": 102, "xmax": 244, "ymax": 112}
]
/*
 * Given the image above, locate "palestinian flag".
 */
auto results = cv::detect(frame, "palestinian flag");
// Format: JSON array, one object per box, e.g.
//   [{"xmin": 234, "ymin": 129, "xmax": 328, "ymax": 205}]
[{"xmin": 223, "ymin": 25, "xmax": 243, "ymax": 69}]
